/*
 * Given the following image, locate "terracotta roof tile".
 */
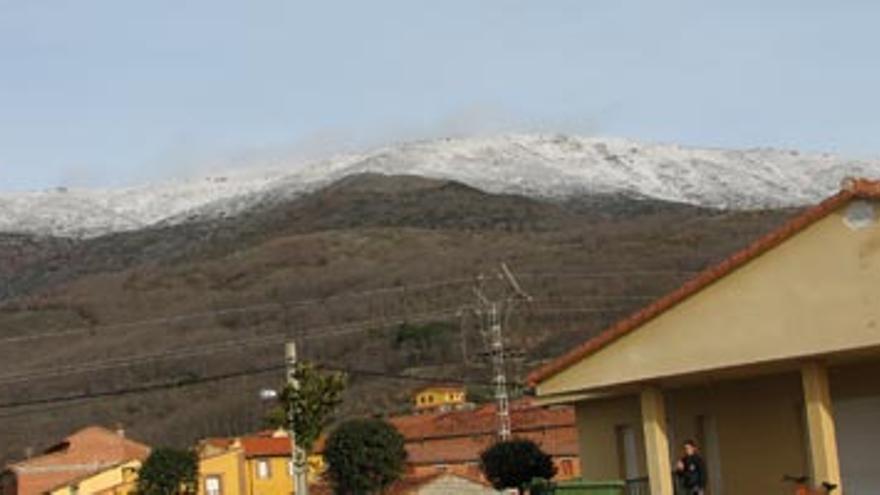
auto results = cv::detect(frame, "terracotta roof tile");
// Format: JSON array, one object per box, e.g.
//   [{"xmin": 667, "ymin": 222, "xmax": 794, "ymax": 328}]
[
  {"xmin": 529, "ymin": 178, "xmax": 880, "ymax": 386},
  {"xmin": 239, "ymin": 436, "xmax": 292, "ymax": 457},
  {"xmin": 389, "ymin": 401, "xmax": 578, "ymax": 465},
  {"xmin": 201, "ymin": 431, "xmax": 301, "ymax": 458},
  {"xmin": 5, "ymin": 426, "xmax": 150, "ymax": 495}
]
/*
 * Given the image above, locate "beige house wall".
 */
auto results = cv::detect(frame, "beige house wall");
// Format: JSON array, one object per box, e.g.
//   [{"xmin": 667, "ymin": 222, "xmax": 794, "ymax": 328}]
[
  {"xmin": 575, "ymin": 362, "xmax": 880, "ymax": 494},
  {"xmin": 575, "ymin": 396, "xmax": 644, "ymax": 481},
  {"xmin": 539, "ymin": 202, "xmax": 880, "ymax": 398},
  {"xmin": 706, "ymin": 373, "xmax": 808, "ymax": 494},
  {"xmin": 576, "ymin": 373, "xmax": 811, "ymax": 494}
]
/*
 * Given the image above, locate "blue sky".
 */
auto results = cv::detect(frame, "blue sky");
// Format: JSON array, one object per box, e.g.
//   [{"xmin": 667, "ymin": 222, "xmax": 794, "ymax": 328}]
[{"xmin": 2, "ymin": 0, "xmax": 879, "ymax": 191}]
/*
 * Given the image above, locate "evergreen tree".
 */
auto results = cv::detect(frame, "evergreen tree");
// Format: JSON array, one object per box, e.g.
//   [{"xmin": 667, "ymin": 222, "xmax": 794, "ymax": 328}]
[
  {"xmin": 136, "ymin": 447, "xmax": 198, "ymax": 495},
  {"xmin": 480, "ymin": 438, "xmax": 557, "ymax": 494},
  {"xmin": 324, "ymin": 418, "xmax": 407, "ymax": 495}
]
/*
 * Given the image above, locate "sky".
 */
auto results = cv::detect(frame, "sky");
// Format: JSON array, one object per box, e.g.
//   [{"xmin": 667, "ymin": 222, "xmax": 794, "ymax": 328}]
[{"xmin": 2, "ymin": 0, "xmax": 880, "ymax": 191}]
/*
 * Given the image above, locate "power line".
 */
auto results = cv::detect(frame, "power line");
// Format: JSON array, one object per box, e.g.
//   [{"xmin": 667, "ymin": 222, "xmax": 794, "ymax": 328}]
[
  {"xmin": 520, "ymin": 270, "xmax": 696, "ymax": 279},
  {"xmin": 0, "ymin": 277, "xmax": 476, "ymax": 346},
  {"xmin": 0, "ymin": 307, "xmax": 463, "ymax": 386},
  {"xmin": 0, "ymin": 364, "xmax": 284, "ymax": 412},
  {"xmin": 0, "ymin": 297, "xmax": 639, "ymax": 347},
  {"xmin": 526, "ymin": 306, "xmax": 634, "ymax": 314},
  {"xmin": 0, "ymin": 361, "xmax": 492, "ymax": 418},
  {"xmin": 0, "ymin": 271, "xmax": 680, "ymax": 347},
  {"xmin": 0, "ymin": 298, "xmax": 651, "ymax": 387},
  {"xmin": 0, "ymin": 268, "xmax": 690, "ymax": 391}
]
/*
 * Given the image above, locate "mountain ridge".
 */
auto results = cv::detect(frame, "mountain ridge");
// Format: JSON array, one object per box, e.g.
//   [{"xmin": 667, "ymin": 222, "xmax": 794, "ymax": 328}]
[{"xmin": 1, "ymin": 133, "xmax": 874, "ymax": 237}]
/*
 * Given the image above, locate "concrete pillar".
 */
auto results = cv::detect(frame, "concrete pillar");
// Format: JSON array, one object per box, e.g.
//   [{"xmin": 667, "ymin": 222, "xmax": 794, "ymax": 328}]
[
  {"xmin": 801, "ymin": 362, "xmax": 843, "ymax": 493},
  {"xmin": 641, "ymin": 386, "xmax": 674, "ymax": 495}
]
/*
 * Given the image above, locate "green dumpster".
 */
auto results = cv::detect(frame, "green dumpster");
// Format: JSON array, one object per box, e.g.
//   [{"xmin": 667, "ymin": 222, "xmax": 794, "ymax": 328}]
[{"xmin": 530, "ymin": 478, "xmax": 626, "ymax": 495}]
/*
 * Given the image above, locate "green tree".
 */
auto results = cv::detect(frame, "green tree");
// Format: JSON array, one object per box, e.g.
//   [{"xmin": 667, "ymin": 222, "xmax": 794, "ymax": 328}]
[
  {"xmin": 480, "ymin": 439, "xmax": 557, "ymax": 494},
  {"xmin": 324, "ymin": 418, "xmax": 407, "ymax": 495},
  {"xmin": 270, "ymin": 361, "xmax": 347, "ymax": 454},
  {"xmin": 136, "ymin": 447, "xmax": 198, "ymax": 495},
  {"xmin": 264, "ymin": 360, "xmax": 347, "ymax": 494}
]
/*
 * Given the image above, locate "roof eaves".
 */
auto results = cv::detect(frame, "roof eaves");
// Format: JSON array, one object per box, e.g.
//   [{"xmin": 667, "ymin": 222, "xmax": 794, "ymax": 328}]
[{"xmin": 528, "ymin": 182, "xmax": 877, "ymax": 386}]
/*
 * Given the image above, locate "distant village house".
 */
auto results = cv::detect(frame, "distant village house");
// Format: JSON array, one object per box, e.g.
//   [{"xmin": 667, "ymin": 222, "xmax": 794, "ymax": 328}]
[{"xmin": 0, "ymin": 426, "xmax": 149, "ymax": 495}]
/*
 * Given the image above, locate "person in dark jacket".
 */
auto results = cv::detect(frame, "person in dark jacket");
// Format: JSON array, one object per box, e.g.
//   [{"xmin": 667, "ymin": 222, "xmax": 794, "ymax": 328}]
[{"xmin": 675, "ymin": 439, "xmax": 707, "ymax": 495}]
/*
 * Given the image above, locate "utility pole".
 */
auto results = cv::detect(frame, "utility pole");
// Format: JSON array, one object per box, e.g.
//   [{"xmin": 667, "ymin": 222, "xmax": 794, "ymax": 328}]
[
  {"xmin": 488, "ymin": 302, "xmax": 512, "ymax": 440},
  {"xmin": 471, "ymin": 263, "xmax": 531, "ymax": 441},
  {"xmin": 285, "ymin": 342, "xmax": 309, "ymax": 495}
]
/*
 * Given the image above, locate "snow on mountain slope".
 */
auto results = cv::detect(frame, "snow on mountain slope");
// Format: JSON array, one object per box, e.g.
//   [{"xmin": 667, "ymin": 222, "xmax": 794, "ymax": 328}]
[
  {"xmin": 0, "ymin": 171, "xmax": 286, "ymax": 238},
  {"xmin": 2, "ymin": 134, "xmax": 879, "ymax": 237}
]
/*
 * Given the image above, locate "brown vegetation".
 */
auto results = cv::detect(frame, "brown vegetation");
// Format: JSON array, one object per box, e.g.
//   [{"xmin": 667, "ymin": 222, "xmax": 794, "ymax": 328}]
[{"xmin": 0, "ymin": 174, "xmax": 796, "ymax": 463}]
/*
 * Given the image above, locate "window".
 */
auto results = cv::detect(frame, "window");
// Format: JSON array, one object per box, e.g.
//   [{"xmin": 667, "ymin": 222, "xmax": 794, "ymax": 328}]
[
  {"xmin": 256, "ymin": 459, "xmax": 271, "ymax": 479},
  {"xmin": 205, "ymin": 476, "xmax": 222, "ymax": 495},
  {"xmin": 615, "ymin": 425, "xmax": 644, "ymax": 480},
  {"xmin": 560, "ymin": 459, "xmax": 574, "ymax": 477},
  {"xmin": 288, "ymin": 460, "xmax": 294, "ymax": 477}
]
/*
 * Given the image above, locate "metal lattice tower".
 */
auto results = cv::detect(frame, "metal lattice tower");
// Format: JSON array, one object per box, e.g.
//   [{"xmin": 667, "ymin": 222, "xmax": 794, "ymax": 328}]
[
  {"xmin": 488, "ymin": 303, "xmax": 512, "ymax": 440},
  {"xmin": 470, "ymin": 263, "xmax": 531, "ymax": 441}
]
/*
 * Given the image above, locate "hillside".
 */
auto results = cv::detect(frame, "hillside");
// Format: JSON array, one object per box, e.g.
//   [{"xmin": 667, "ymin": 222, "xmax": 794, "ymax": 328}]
[{"xmin": 0, "ymin": 174, "xmax": 796, "ymax": 463}]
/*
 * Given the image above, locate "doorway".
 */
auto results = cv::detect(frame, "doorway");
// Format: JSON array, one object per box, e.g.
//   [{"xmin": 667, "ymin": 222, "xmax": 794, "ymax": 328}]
[{"xmin": 835, "ymin": 395, "xmax": 880, "ymax": 494}]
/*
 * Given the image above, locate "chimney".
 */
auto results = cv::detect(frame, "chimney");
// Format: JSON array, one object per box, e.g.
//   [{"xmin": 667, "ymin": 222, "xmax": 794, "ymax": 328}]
[
  {"xmin": 115, "ymin": 423, "xmax": 126, "ymax": 438},
  {"xmin": 24, "ymin": 446, "xmax": 33, "ymax": 459}
]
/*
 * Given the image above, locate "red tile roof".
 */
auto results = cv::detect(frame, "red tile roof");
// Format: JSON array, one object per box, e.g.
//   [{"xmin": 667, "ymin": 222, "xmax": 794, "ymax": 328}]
[
  {"xmin": 389, "ymin": 400, "xmax": 578, "ymax": 465},
  {"xmin": 202, "ymin": 431, "xmax": 292, "ymax": 458},
  {"xmin": 239, "ymin": 436, "xmax": 292, "ymax": 457},
  {"xmin": 5, "ymin": 426, "xmax": 150, "ymax": 495},
  {"xmin": 529, "ymin": 178, "xmax": 880, "ymax": 386}
]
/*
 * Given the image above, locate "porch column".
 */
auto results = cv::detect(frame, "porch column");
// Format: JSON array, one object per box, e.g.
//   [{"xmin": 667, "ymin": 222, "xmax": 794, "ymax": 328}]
[
  {"xmin": 801, "ymin": 362, "xmax": 843, "ymax": 492},
  {"xmin": 640, "ymin": 386, "xmax": 674, "ymax": 495}
]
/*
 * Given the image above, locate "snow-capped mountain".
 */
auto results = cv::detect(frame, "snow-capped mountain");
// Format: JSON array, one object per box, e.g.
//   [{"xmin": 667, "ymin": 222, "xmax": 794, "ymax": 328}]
[{"xmin": 2, "ymin": 134, "xmax": 878, "ymax": 237}]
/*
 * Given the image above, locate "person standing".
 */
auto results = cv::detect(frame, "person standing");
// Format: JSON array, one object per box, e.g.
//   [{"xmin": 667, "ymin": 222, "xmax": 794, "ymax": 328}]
[{"xmin": 675, "ymin": 439, "xmax": 707, "ymax": 495}]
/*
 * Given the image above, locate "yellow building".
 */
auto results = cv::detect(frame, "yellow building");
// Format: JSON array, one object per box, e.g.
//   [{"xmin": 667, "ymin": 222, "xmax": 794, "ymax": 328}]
[
  {"xmin": 530, "ymin": 178, "xmax": 880, "ymax": 495},
  {"xmin": 198, "ymin": 430, "xmax": 324, "ymax": 495},
  {"xmin": 413, "ymin": 384, "xmax": 467, "ymax": 412},
  {"xmin": 1, "ymin": 425, "xmax": 150, "ymax": 495},
  {"xmin": 198, "ymin": 440, "xmax": 247, "ymax": 495},
  {"xmin": 46, "ymin": 459, "xmax": 140, "ymax": 495}
]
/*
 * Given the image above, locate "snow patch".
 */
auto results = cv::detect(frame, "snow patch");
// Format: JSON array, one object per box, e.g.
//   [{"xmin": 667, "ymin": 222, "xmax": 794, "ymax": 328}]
[{"xmin": 1, "ymin": 134, "xmax": 875, "ymax": 237}]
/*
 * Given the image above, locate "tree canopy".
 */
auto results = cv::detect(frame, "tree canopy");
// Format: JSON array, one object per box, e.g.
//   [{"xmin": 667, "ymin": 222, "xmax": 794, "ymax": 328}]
[
  {"xmin": 265, "ymin": 361, "xmax": 347, "ymax": 454},
  {"xmin": 136, "ymin": 447, "xmax": 198, "ymax": 495},
  {"xmin": 480, "ymin": 438, "xmax": 557, "ymax": 494},
  {"xmin": 323, "ymin": 418, "xmax": 407, "ymax": 495}
]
